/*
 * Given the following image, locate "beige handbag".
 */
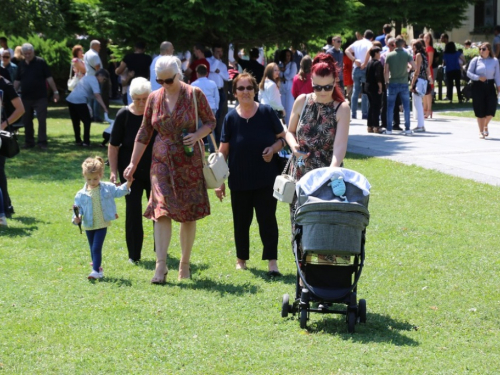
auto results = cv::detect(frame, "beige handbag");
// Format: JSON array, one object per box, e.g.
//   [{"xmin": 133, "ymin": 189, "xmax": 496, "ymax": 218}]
[
  {"xmin": 273, "ymin": 156, "xmax": 296, "ymax": 203},
  {"xmin": 193, "ymin": 88, "xmax": 229, "ymax": 189}
]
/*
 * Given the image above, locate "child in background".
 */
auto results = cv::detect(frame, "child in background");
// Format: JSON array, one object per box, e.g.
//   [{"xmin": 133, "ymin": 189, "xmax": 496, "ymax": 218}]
[{"xmin": 73, "ymin": 156, "xmax": 131, "ymax": 279}]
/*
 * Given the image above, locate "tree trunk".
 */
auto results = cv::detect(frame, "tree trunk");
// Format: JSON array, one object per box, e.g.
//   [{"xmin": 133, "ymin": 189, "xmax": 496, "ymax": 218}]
[{"xmin": 395, "ymin": 20, "xmax": 403, "ymax": 37}]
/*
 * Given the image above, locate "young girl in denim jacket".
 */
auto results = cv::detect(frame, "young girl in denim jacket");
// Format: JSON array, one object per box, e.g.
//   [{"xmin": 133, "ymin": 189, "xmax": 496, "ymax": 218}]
[{"xmin": 73, "ymin": 156, "xmax": 131, "ymax": 279}]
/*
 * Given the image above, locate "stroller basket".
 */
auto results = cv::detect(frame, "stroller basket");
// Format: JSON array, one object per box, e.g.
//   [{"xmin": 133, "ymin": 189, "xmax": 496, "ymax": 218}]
[{"xmin": 295, "ymin": 201, "xmax": 369, "ymax": 255}]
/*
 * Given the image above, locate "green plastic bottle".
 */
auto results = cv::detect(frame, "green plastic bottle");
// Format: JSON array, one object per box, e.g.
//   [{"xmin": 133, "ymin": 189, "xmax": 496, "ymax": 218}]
[{"xmin": 182, "ymin": 129, "xmax": 194, "ymax": 157}]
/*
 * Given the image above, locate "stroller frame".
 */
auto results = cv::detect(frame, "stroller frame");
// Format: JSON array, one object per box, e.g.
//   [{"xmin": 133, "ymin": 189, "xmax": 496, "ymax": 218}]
[{"xmin": 280, "ymin": 169, "xmax": 370, "ymax": 333}]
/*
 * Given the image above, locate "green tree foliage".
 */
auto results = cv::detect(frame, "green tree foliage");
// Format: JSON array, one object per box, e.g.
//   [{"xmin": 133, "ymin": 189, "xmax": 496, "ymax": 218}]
[
  {"xmin": 99, "ymin": 0, "xmax": 354, "ymax": 50},
  {"xmin": 0, "ymin": 0, "xmax": 65, "ymax": 37},
  {"xmin": 352, "ymin": 0, "xmax": 476, "ymax": 36}
]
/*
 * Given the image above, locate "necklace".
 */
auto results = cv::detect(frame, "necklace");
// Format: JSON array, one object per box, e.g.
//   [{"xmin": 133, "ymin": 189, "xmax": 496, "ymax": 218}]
[{"xmin": 239, "ymin": 103, "xmax": 257, "ymax": 123}]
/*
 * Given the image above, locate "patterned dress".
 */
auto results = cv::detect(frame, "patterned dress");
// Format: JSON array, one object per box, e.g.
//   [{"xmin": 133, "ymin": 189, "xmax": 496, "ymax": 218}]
[
  {"xmin": 291, "ymin": 94, "xmax": 342, "ymax": 181},
  {"xmin": 135, "ymin": 83, "xmax": 216, "ymax": 222}
]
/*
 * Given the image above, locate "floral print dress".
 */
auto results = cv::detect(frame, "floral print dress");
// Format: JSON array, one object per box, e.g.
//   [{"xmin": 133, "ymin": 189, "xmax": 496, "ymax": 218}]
[
  {"xmin": 135, "ymin": 83, "xmax": 216, "ymax": 222},
  {"xmin": 291, "ymin": 94, "xmax": 342, "ymax": 181}
]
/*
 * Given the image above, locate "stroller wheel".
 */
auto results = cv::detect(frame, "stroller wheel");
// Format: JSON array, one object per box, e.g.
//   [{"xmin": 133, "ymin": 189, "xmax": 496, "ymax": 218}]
[
  {"xmin": 347, "ymin": 311, "xmax": 356, "ymax": 333},
  {"xmin": 300, "ymin": 289, "xmax": 309, "ymax": 303},
  {"xmin": 358, "ymin": 299, "xmax": 367, "ymax": 323},
  {"xmin": 300, "ymin": 308, "xmax": 308, "ymax": 329},
  {"xmin": 281, "ymin": 294, "xmax": 290, "ymax": 318}
]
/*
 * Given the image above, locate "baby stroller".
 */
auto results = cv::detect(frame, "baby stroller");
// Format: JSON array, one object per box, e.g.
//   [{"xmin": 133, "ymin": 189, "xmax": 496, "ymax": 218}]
[{"xmin": 281, "ymin": 167, "xmax": 371, "ymax": 332}]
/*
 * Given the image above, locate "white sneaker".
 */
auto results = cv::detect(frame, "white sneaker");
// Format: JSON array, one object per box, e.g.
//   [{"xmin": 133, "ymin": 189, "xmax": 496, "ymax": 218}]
[
  {"xmin": 402, "ymin": 129, "xmax": 413, "ymax": 136},
  {"xmin": 383, "ymin": 130, "xmax": 393, "ymax": 135},
  {"xmin": 88, "ymin": 270, "xmax": 103, "ymax": 279},
  {"xmin": 128, "ymin": 258, "xmax": 138, "ymax": 265},
  {"xmin": 0, "ymin": 216, "xmax": 7, "ymax": 226}
]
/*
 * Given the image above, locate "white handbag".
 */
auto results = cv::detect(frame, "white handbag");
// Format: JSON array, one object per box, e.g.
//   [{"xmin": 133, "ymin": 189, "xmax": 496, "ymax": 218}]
[
  {"xmin": 193, "ymin": 88, "xmax": 229, "ymax": 189},
  {"xmin": 273, "ymin": 156, "xmax": 296, "ymax": 203},
  {"xmin": 67, "ymin": 64, "xmax": 80, "ymax": 92}
]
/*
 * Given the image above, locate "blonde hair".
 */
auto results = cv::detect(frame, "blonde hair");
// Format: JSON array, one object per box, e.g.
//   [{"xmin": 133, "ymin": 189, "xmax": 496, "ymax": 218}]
[{"xmin": 82, "ymin": 156, "xmax": 105, "ymax": 176}]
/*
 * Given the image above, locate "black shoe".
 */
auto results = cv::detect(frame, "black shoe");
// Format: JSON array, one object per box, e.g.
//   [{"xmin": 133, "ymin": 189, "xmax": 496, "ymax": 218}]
[
  {"xmin": 268, "ymin": 270, "xmax": 282, "ymax": 277},
  {"xmin": 22, "ymin": 143, "xmax": 35, "ymax": 149},
  {"xmin": 393, "ymin": 125, "xmax": 403, "ymax": 131},
  {"xmin": 38, "ymin": 144, "xmax": 48, "ymax": 150},
  {"xmin": 5, "ymin": 206, "xmax": 14, "ymax": 218}
]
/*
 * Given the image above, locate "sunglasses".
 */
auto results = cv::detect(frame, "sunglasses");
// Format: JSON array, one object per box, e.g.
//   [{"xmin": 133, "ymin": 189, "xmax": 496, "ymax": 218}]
[
  {"xmin": 335, "ymin": 40, "xmax": 342, "ymax": 43},
  {"xmin": 156, "ymin": 74, "xmax": 176, "ymax": 85},
  {"xmin": 480, "ymin": 48, "xmax": 488, "ymax": 51},
  {"xmin": 312, "ymin": 83, "xmax": 335, "ymax": 92},
  {"xmin": 236, "ymin": 85, "xmax": 254, "ymax": 91},
  {"xmin": 2, "ymin": 56, "xmax": 10, "ymax": 59}
]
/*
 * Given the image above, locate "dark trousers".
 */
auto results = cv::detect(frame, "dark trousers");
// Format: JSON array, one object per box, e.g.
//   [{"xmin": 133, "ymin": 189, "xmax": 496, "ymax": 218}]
[
  {"xmin": 381, "ymin": 90, "xmax": 401, "ymax": 127},
  {"xmin": 86, "ymin": 227, "xmax": 107, "ymax": 272},
  {"xmin": 22, "ymin": 97, "xmax": 48, "ymax": 146},
  {"xmin": 120, "ymin": 171, "xmax": 151, "ymax": 261},
  {"xmin": 0, "ymin": 156, "xmax": 11, "ymax": 212},
  {"xmin": 446, "ymin": 70, "xmax": 462, "ymax": 102},
  {"xmin": 68, "ymin": 102, "xmax": 92, "ymax": 144},
  {"xmin": 367, "ymin": 90, "xmax": 382, "ymax": 128},
  {"xmin": 230, "ymin": 185, "xmax": 279, "ymax": 261}
]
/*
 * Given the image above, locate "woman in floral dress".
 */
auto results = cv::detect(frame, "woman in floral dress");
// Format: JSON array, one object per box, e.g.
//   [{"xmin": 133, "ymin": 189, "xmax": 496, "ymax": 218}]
[
  {"xmin": 285, "ymin": 53, "xmax": 350, "ymax": 181},
  {"xmin": 124, "ymin": 56, "xmax": 215, "ymax": 284}
]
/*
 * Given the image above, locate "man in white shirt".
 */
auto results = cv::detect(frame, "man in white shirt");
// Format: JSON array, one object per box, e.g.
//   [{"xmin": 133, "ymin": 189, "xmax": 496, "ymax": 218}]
[
  {"xmin": 150, "ymin": 41, "xmax": 174, "ymax": 91},
  {"xmin": 206, "ymin": 44, "xmax": 229, "ymax": 144},
  {"xmin": 0, "ymin": 37, "xmax": 14, "ymax": 59},
  {"xmin": 191, "ymin": 64, "xmax": 219, "ymax": 152},
  {"xmin": 345, "ymin": 30, "xmax": 374, "ymax": 119},
  {"xmin": 84, "ymin": 40, "xmax": 102, "ymax": 77}
]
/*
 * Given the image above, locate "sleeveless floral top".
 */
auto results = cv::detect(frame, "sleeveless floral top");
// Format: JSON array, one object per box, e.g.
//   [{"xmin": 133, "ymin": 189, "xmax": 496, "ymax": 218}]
[{"xmin": 291, "ymin": 94, "xmax": 342, "ymax": 181}]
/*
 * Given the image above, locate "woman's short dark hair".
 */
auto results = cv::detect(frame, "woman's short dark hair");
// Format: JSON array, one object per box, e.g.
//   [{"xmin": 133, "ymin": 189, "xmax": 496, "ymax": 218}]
[
  {"xmin": 444, "ymin": 42, "xmax": 457, "ymax": 54},
  {"xmin": 369, "ymin": 46, "xmax": 381, "ymax": 58},
  {"xmin": 413, "ymin": 40, "xmax": 427, "ymax": 56},
  {"xmin": 95, "ymin": 69, "xmax": 110, "ymax": 80},
  {"xmin": 232, "ymin": 71, "xmax": 259, "ymax": 94}
]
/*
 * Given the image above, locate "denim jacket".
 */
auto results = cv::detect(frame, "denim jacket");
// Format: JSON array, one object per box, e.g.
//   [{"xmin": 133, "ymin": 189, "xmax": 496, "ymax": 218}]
[{"xmin": 73, "ymin": 182, "xmax": 130, "ymax": 228}]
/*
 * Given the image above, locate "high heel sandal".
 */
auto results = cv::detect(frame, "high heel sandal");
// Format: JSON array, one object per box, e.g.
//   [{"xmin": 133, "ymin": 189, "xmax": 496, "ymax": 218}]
[
  {"xmin": 151, "ymin": 259, "xmax": 168, "ymax": 285},
  {"xmin": 178, "ymin": 261, "xmax": 191, "ymax": 280}
]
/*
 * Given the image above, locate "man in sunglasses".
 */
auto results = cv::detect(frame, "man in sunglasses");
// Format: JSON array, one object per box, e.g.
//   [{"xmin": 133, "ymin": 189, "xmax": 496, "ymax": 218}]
[
  {"xmin": 1, "ymin": 51, "xmax": 17, "ymax": 82},
  {"xmin": 326, "ymin": 36, "xmax": 344, "ymax": 92}
]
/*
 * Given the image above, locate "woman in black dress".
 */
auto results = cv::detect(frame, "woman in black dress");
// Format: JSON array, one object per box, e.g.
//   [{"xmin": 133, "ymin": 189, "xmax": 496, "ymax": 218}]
[{"xmin": 108, "ymin": 77, "xmax": 154, "ymax": 263}]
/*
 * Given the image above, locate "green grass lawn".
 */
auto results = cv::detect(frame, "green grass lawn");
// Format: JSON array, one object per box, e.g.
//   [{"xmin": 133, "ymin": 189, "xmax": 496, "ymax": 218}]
[{"xmin": 1, "ymin": 103, "xmax": 500, "ymax": 374}]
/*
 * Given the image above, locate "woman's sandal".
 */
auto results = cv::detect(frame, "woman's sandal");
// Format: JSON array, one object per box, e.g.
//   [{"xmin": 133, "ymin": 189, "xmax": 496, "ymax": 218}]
[
  {"xmin": 151, "ymin": 271, "xmax": 168, "ymax": 285},
  {"xmin": 484, "ymin": 127, "xmax": 489, "ymax": 137},
  {"xmin": 178, "ymin": 261, "xmax": 191, "ymax": 280},
  {"xmin": 236, "ymin": 261, "xmax": 247, "ymax": 270},
  {"xmin": 479, "ymin": 132, "xmax": 485, "ymax": 139},
  {"xmin": 151, "ymin": 259, "xmax": 168, "ymax": 285}
]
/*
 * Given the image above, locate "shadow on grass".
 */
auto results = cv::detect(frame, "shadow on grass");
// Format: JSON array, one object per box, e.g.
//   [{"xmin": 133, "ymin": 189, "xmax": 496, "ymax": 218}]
[
  {"xmin": 298, "ymin": 312, "xmax": 419, "ymax": 346},
  {"xmin": 248, "ymin": 267, "xmax": 295, "ymax": 284},
  {"xmin": 99, "ymin": 277, "xmax": 133, "ymax": 287},
  {"xmin": 175, "ymin": 278, "xmax": 260, "ymax": 296},
  {"xmin": 0, "ymin": 216, "xmax": 45, "ymax": 236},
  {"xmin": 139, "ymin": 258, "xmax": 210, "ymax": 275}
]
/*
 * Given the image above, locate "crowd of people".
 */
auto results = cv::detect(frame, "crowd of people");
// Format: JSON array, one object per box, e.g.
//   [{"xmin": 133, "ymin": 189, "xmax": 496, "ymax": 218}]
[{"xmin": 1, "ymin": 28, "xmax": 499, "ymax": 282}]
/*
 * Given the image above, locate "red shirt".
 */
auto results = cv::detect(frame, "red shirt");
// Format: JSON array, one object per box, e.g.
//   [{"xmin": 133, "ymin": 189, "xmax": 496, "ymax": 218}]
[
  {"xmin": 292, "ymin": 73, "xmax": 313, "ymax": 99},
  {"xmin": 343, "ymin": 55, "xmax": 353, "ymax": 86},
  {"xmin": 189, "ymin": 58, "xmax": 210, "ymax": 83}
]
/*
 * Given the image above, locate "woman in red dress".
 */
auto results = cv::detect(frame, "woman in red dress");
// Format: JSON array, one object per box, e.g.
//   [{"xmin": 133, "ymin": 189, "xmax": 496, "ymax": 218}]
[
  {"xmin": 124, "ymin": 56, "xmax": 216, "ymax": 284},
  {"xmin": 424, "ymin": 33, "xmax": 435, "ymax": 118}
]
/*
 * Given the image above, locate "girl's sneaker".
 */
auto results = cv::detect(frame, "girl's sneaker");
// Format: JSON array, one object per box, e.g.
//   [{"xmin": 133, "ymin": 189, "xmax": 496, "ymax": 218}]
[
  {"xmin": 0, "ymin": 216, "xmax": 7, "ymax": 227},
  {"xmin": 88, "ymin": 270, "xmax": 103, "ymax": 280}
]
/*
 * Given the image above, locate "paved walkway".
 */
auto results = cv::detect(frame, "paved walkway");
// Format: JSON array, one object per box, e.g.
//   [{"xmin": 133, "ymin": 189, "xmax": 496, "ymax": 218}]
[{"xmin": 347, "ymin": 112, "xmax": 500, "ymax": 186}]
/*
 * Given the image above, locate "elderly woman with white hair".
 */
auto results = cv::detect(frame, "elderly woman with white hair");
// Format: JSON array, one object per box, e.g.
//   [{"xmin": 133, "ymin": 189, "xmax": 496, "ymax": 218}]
[
  {"xmin": 124, "ymin": 56, "xmax": 216, "ymax": 284},
  {"xmin": 108, "ymin": 77, "xmax": 154, "ymax": 263}
]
